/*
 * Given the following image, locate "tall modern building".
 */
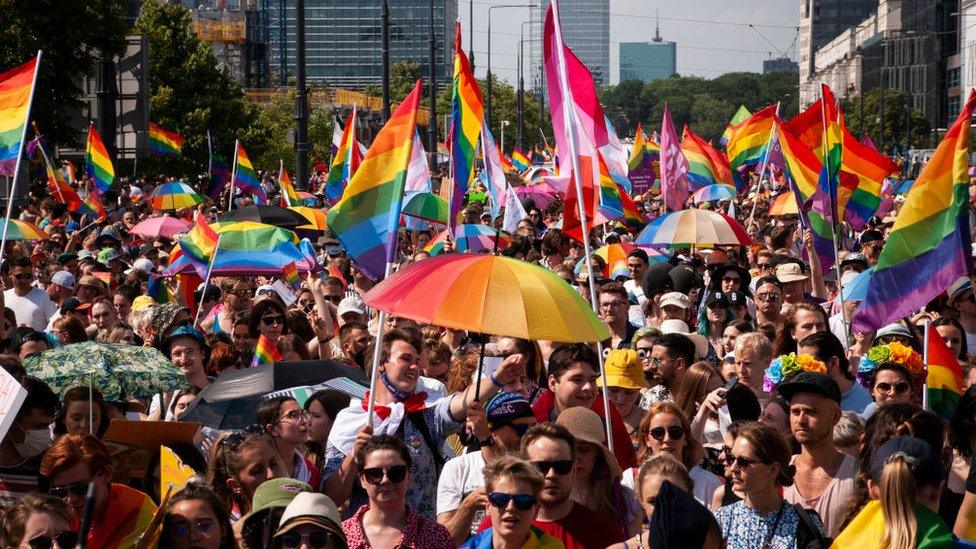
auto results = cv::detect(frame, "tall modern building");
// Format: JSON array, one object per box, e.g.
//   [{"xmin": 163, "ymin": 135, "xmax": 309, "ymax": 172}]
[
  {"xmin": 763, "ymin": 57, "xmax": 799, "ymax": 74},
  {"xmin": 269, "ymin": 0, "xmax": 456, "ymax": 90},
  {"xmin": 530, "ymin": 0, "xmax": 610, "ymax": 92},
  {"xmin": 799, "ymin": 1, "xmax": 879, "ymax": 96},
  {"xmin": 618, "ymin": 21, "xmax": 676, "ymax": 83}
]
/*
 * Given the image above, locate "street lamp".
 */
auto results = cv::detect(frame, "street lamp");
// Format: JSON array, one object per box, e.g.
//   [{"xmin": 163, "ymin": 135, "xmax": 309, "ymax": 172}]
[
  {"xmin": 487, "ymin": 4, "xmax": 533, "ymax": 128},
  {"xmin": 501, "ymin": 120, "xmax": 510, "ymax": 152},
  {"xmin": 517, "ymin": 18, "xmax": 534, "ymax": 151}
]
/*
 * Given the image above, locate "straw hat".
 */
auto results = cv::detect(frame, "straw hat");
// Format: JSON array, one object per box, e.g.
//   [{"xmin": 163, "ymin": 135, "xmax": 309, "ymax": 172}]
[
  {"xmin": 555, "ymin": 407, "xmax": 622, "ymax": 479},
  {"xmin": 598, "ymin": 349, "xmax": 648, "ymax": 390}
]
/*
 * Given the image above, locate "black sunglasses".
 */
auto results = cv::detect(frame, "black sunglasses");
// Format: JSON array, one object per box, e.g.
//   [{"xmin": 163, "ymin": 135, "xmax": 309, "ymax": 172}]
[
  {"xmin": 220, "ymin": 424, "xmax": 265, "ymax": 450},
  {"xmin": 49, "ymin": 480, "xmax": 89, "ymax": 499},
  {"xmin": 493, "ymin": 423, "xmax": 531, "ymax": 436},
  {"xmin": 28, "ymin": 531, "xmax": 79, "ymax": 549},
  {"xmin": 362, "ymin": 464, "xmax": 408, "ymax": 485},
  {"xmin": 532, "ymin": 459, "xmax": 574, "ymax": 475},
  {"xmin": 875, "ymin": 381, "xmax": 911, "ymax": 394},
  {"xmin": 279, "ymin": 529, "xmax": 332, "ymax": 549},
  {"xmin": 261, "ymin": 315, "xmax": 284, "ymax": 326},
  {"xmin": 323, "ymin": 294, "xmax": 343, "ymax": 304},
  {"xmin": 487, "ymin": 492, "xmax": 537, "ymax": 511},
  {"xmin": 649, "ymin": 426, "xmax": 685, "ymax": 441}
]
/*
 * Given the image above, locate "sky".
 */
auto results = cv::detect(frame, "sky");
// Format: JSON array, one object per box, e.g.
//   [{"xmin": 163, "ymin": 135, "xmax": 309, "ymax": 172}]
[{"xmin": 461, "ymin": 0, "xmax": 801, "ymax": 85}]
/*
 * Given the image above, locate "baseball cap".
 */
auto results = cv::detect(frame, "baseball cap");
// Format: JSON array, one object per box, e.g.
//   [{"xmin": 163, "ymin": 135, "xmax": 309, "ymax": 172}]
[
  {"xmin": 840, "ymin": 252, "xmax": 868, "ymax": 270},
  {"xmin": 869, "ymin": 436, "xmax": 943, "ymax": 486},
  {"xmin": 659, "ymin": 319, "xmax": 690, "ymax": 334},
  {"xmin": 56, "ymin": 252, "xmax": 78, "ymax": 265},
  {"xmin": 599, "ymin": 349, "xmax": 648, "ymax": 390},
  {"xmin": 131, "ymin": 295, "xmax": 156, "ymax": 311},
  {"xmin": 724, "ymin": 290, "xmax": 747, "ymax": 307},
  {"xmin": 776, "ymin": 262, "xmax": 809, "ymax": 283},
  {"xmin": 125, "ymin": 258, "xmax": 155, "ymax": 275},
  {"xmin": 484, "ymin": 391, "xmax": 534, "ymax": 426},
  {"xmin": 51, "ymin": 271, "xmax": 75, "ymax": 290},
  {"xmin": 776, "ymin": 372, "xmax": 842, "ymax": 404},
  {"xmin": 274, "ymin": 493, "xmax": 343, "ymax": 539},
  {"xmin": 703, "ymin": 290, "xmax": 729, "ymax": 308},
  {"xmin": 337, "ymin": 295, "xmax": 365, "ymax": 317},
  {"xmin": 659, "ymin": 291, "xmax": 691, "ymax": 310},
  {"xmin": 241, "ymin": 478, "xmax": 311, "ymax": 530}
]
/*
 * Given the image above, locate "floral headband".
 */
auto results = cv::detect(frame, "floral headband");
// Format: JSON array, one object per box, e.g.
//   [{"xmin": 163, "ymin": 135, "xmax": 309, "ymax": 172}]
[
  {"xmin": 763, "ymin": 353, "xmax": 828, "ymax": 393},
  {"xmin": 857, "ymin": 342, "xmax": 924, "ymax": 386}
]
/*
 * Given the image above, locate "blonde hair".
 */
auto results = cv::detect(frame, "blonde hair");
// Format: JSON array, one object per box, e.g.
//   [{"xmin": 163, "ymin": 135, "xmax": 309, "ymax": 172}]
[
  {"xmin": 879, "ymin": 456, "xmax": 918, "ymax": 549},
  {"xmin": 735, "ymin": 332, "xmax": 773, "ymax": 362},
  {"xmin": 636, "ymin": 452, "xmax": 693, "ymax": 496}
]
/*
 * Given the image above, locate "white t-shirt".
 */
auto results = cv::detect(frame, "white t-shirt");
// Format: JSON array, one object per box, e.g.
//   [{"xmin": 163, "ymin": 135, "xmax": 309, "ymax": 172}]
[
  {"xmin": 5, "ymin": 287, "xmax": 57, "ymax": 331},
  {"xmin": 436, "ymin": 450, "xmax": 487, "ymax": 536}
]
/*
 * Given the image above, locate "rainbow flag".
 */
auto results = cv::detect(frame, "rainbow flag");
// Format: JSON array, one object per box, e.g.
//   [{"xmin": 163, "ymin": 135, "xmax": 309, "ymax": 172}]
[
  {"xmin": 511, "ymin": 148, "xmax": 530, "ymax": 171},
  {"xmin": 147, "ymin": 274, "xmax": 172, "ymax": 304},
  {"xmin": 148, "ymin": 122, "xmax": 183, "ymax": 157},
  {"xmin": 282, "ymin": 261, "xmax": 300, "ymax": 288},
  {"xmin": 278, "ymin": 160, "xmax": 299, "ymax": 207},
  {"xmin": 627, "ymin": 122, "xmax": 649, "ymax": 172},
  {"xmin": 449, "ymin": 19, "xmax": 485, "ymax": 222},
  {"xmin": 726, "ymin": 105, "xmax": 776, "ymax": 192},
  {"xmin": 817, "ymin": 83, "xmax": 843, "ymax": 224},
  {"xmin": 499, "ymin": 151, "xmax": 515, "ymax": 172},
  {"xmin": 720, "ymin": 105, "xmax": 751, "ymax": 147},
  {"xmin": 251, "ymin": 333, "xmax": 283, "ymax": 367},
  {"xmin": 436, "ymin": 141, "xmax": 450, "ymax": 158},
  {"xmin": 326, "ymin": 80, "xmax": 423, "ymax": 280},
  {"xmin": 85, "ymin": 122, "xmax": 115, "ymax": 193},
  {"xmin": 854, "ymin": 92, "xmax": 976, "ymax": 331},
  {"xmin": 178, "ymin": 212, "xmax": 220, "ymax": 279},
  {"xmin": 0, "ymin": 57, "xmax": 38, "ymax": 177},
  {"xmin": 81, "ymin": 190, "xmax": 107, "ymax": 221},
  {"xmin": 32, "ymin": 132, "xmax": 84, "ymax": 215},
  {"xmin": 926, "ymin": 322, "xmax": 964, "ymax": 417},
  {"xmin": 682, "ymin": 125, "xmax": 734, "ymax": 191},
  {"xmin": 77, "ymin": 484, "xmax": 157, "ymax": 549},
  {"xmin": 206, "ymin": 131, "xmax": 231, "ymax": 199},
  {"xmin": 325, "ymin": 108, "xmax": 363, "ymax": 202},
  {"xmin": 233, "ymin": 141, "xmax": 266, "ymax": 204}
]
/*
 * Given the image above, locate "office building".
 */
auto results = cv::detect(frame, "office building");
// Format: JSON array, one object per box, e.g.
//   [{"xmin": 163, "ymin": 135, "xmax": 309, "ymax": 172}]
[
  {"xmin": 618, "ymin": 20, "xmax": 676, "ymax": 83},
  {"xmin": 763, "ymin": 57, "xmax": 799, "ymax": 74},
  {"xmin": 530, "ymin": 0, "xmax": 610, "ymax": 93}
]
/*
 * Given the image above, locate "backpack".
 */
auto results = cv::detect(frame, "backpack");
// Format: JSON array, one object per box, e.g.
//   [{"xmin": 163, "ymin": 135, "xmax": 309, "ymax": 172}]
[{"xmin": 793, "ymin": 504, "xmax": 832, "ymax": 549}]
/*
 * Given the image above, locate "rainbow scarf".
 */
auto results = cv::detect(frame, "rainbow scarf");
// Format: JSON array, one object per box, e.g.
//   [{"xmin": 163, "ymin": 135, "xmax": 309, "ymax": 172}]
[
  {"xmin": 233, "ymin": 142, "xmax": 265, "ymax": 204},
  {"xmin": 72, "ymin": 483, "xmax": 157, "ymax": 549},
  {"xmin": 0, "ymin": 57, "xmax": 38, "ymax": 177},
  {"xmin": 85, "ymin": 122, "xmax": 115, "ymax": 193},
  {"xmin": 148, "ymin": 122, "xmax": 183, "ymax": 157},
  {"xmin": 449, "ymin": 19, "xmax": 485, "ymax": 223},
  {"xmin": 251, "ymin": 333, "xmax": 283, "ymax": 367}
]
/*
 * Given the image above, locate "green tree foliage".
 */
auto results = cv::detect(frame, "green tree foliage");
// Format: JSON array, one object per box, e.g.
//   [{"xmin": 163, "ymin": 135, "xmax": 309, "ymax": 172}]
[
  {"xmin": 840, "ymin": 88, "xmax": 929, "ymax": 153},
  {"xmin": 600, "ymin": 72, "xmax": 799, "ymax": 143},
  {"xmin": 250, "ymin": 86, "xmax": 334, "ymax": 174},
  {"xmin": 0, "ymin": 0, "xmax": 127, "ymax": 144}
]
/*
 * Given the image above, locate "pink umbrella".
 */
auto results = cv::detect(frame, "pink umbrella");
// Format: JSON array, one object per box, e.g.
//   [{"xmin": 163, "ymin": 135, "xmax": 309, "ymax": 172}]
[
  {"xmin": 513, "ymin": 184, "xmax": 558, "ymax": 209},
  {"xmin": 129, "ymin": 216, "xmax": 192, "ymax": 239}
]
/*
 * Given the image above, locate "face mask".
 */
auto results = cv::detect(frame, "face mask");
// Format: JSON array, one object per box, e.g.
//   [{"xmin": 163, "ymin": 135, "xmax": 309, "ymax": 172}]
[{"xmin": 14, "ymin": 428, "xmax": 51, "ymax": 458}]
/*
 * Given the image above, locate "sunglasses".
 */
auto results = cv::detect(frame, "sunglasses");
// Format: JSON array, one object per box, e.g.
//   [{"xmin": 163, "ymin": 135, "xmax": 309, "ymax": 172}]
[
  {"xmin": 170, "ymin": 518, "xmax": 218, "ymax": 539},
  {"xmin": 649, "ymin": 426, "xmax": 685, "ymax": 441},
  {"xmin": 323, "ymin": 294, "xmax": 343, "ymax": 304},
  {"xmin": 635, "ymin": 347, "xmax": 654, "ymax": 360},
  {"xmin": 12, "ymin": 273, "xmax": 32, "ymax": 281},
  {"xmin": 532, "ymin": 459, "xmax": 574, "ymax": 476},
  {"xmin": 722, "ymin": 276, "xmax": 740, "ymax": 283},
  {"xmin": 49, "ymin": 480, "xmax": 89, "ymax": 499},
  {"xmin": 232, "ymin": 290, "xmax": 251, "ymax": 298},
  {"xmin": 487, "ymin": 492, "xmax": 537, "ymax": 511},
  {"xmin": 493, "ymin": 423, "xmax": 531, "ymax": 436},
  {"xmin": 279, "ymin": 530, "xmax": 333, "ymax": 549},
  {"xmin": 362, "ymin": 464, "xmax": 408, "ymax": 485},
  {"xmin": 27, "ymin": 531, "xmax": 79, "ymax": 549},
  {"xmin": 727, "ymin": 454, "xmax": 762, "ymax": 469},
  {"xmin": 261, "ymin": 315, "xmax": 284, "ymax": 326},
  {"xmin": 875, "ymin": 381, "xmax": 911, "ymax": 394},
  {"xmin": 220, "ymin": 424, "xmax": 266, "ymax": 450},
  {"xmin": 756, "ymin": 292, "xmax": 781, "ymax": 302}
]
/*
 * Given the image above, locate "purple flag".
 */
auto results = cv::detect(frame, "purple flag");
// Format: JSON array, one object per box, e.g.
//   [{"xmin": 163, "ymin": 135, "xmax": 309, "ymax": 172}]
[{"xmin": 659, "ymin": 104, "xmax": 689, "ymax": 211}]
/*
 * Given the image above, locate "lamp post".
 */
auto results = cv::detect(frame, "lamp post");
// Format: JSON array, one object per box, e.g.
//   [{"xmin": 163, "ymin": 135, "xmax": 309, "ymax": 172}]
[
  {"xmin": 381, "ymin": 0, "xmax": 390, "ymax": 120},
  {"xmin": 517, "ymin": 19, "xmax": 532, "ymax": 151},
  {"xmin": 294, "ymin": 0, "xmax": 309, "ymax": 189},
  {"xmin": 428, "ymin": 0, "xmax": 438, "ymax": 171},
  {"xmin": 501, "ymin": 120, "xmax": 510, "ymax": 152},
  {"xmin": 486, "ymin": 4, "xmax": 533, "ymax": 128},
  {"xmin": 469, "ymin": 0, "xmax": 475, "ymax": 73}
]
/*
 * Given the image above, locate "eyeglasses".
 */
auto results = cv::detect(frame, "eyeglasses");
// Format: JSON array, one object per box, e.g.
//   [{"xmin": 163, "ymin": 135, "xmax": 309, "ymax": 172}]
[
  {"xmin": 756, "ymin": 292, "xmax": 781, "ymax": 302},
  {"xmin": 27, "ymin": 531, "xmax": 79, "ymax": 549},
  {"xmin": 875, "ymin": 381, "xmax": 911, "ymax": 394},
  {"xmin": 261, "ymin": 315, "xmax": 284, "ymax": 326},
  {"xmin": 12, "ymin": 273, "xmax": 32, "ymax": 281},
  {"xmin": 49, "ymin": 480, "xmax": 90, "ymax": 499},
  {"xmin": 279, "ymin": 530, "xmax": 333, "ymax": 549},
  {"xmin": 757, "ymin": 263, "xmax": 770, "ymax": 270},
  {"xmin": 220, "ymin": 424, "xmax": 265, "ymax": 450},
  {"xmin": 170, "ymin": 518, "xmax": 218, "ymax": 539},
  {"xmin": 278, "ymin": 409, "xmax": 308, "ymax": 423},
  {"xmin": 493, "ymin": 423, "xmax": 531, "ymax": 436},
  {"xmin": 362, "ymin": 464, "xmax": 408, "ymax": 485},
  {"xmin": 728, "ymin": 454, "xmax": 762, "ymax": 470},
  {"xmin": 722, "ymin": 276, "xmax": 740, "ymax": 283},
  {"xmin": 532, "ymin": 460, "xmax": 574, "ymax": 476},
  {"xmin": 649, "ymin": 426, "xmax": 685, "ymax": 441},
  {"xmin": 323, "ymin": 294, "xmax": 343, "ymax": 304},
  {"xmin": 600, "ymin": 301, "xmax": 627, "ymax": 309},
  {"xmin": 635, "ymin": 347, "xmax": 654, "ymax": 360},
  {"xmin": 487, "ymin": 492, "xmax": 537, "ymax": 511}
]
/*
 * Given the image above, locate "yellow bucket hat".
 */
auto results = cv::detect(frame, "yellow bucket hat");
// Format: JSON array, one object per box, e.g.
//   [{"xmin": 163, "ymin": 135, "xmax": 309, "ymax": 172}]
[{"xmin": 598, "ymin": 348, "xmax": 648, "ymax": 390}]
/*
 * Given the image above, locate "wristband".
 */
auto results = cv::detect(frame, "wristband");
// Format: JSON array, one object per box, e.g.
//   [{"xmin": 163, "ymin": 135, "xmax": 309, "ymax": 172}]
[{"xmin": 489, "ymin": 372, "xmax": 505, "ymax": 389}]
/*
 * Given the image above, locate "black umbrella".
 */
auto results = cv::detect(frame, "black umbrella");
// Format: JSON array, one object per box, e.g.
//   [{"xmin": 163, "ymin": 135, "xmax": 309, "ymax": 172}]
[
  {"xmin": 217, "ymin": 205, "xmax": 310, "ymax": 230},
  {"xmin": 182, "ymin": 360, "xmax": 368, "ymax": 429}
]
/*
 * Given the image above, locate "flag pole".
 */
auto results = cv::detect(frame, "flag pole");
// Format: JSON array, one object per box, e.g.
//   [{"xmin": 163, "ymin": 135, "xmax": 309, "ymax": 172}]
[
  {"xmin": 207, "ymin": 130, "xmax": 214, "ymax": 192},
  {"xmin": 278, "ymin": 159, "xmax": 289, "ymax": 207},
  {"xmin": 820, "ymin": 84, "xmax": 851, "ymax": 350},
  {"xmin": 747, "ymin": 102, "xmax": 779, "ymax": 228},
  {"xmin": 922, "ymin": 319, "xmax": 929, "ymax": 411},
  {"xmin": 0, "ymin": 51, "xmax": 41, "ymax": 267},
  {"xmin": 31, "ymin": 123, "xmax": 66, "ymax": 204},
  {"xmin": 228, "ymin": 140, "xmax": 239, "ymax": 212},
  {"xmin": 193, "ymin": 235, "xmax": 221, "ymax": 327},
  {"xmin": 549, "ymin": 1, "xmax": 613, "ymax": 452}
]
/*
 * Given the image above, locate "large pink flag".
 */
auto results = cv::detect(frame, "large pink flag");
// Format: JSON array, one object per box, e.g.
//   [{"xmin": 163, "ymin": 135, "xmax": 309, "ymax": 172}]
[{"xmin": 659, "ymin": 104, "xmax": 689, "ymax": 211}]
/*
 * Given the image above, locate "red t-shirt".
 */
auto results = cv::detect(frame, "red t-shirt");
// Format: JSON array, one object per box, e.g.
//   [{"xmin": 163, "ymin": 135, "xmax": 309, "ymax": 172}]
[
  {"xmin": 531, "ymin": 390, "xmax": 637, "ymax": 470},
  {"xmin": 477, "ymin": 502, "xmax": 625, "ymax": 549}
]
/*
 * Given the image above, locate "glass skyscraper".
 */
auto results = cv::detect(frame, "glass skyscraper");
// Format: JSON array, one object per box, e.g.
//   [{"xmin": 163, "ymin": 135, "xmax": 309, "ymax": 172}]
[{"xmin": 529, "ymin": 0, "xmax": 610, "ymax": 92}]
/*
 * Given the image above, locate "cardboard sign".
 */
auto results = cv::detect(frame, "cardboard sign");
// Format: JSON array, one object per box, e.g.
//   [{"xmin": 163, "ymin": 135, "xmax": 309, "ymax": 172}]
[
  {"xmin": 102, "ymin": 419, "xmax": 200, "ymax": 451},
  {"xmin": 160, "ymin": 445, "xmax": 195, "ymax": 498},
  {"xmin": 0, "ymin": 367, "xmax": 27, "ymax": 442}
]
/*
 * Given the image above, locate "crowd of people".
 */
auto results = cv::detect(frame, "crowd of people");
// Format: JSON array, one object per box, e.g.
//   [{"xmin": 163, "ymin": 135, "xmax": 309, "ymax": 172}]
[{"xmin": 0, "ymin": 166, "xmax": 974, "ymax": 549}]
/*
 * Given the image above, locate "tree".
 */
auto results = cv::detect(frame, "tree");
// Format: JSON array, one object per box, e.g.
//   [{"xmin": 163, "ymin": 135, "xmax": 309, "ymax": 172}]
[
  {"xmin": 841, "ymin": 88, "xmax": 929, "ymax": 153},
  {"xmin": 249, "ymin": 86, "xmax": 335, "ymax": 174},
  {"xmin": 0, "ymin": 0, "xmax": 127, "ymax": 144}
]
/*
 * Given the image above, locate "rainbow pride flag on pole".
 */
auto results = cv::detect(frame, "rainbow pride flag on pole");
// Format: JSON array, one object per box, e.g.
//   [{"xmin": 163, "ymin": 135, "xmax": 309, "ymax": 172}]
[
  {"xmin": 148, "ymin": 122, "xmax": 183, "ymax": 157},
  {"xmin": 233, "ymin": 141, "xmax": 266, "ymax": 204},
  {"xmin": 282, "ymin": 261, "xmax": 300, "ymax": 288},
  {"xmin": 278, "ymin": 160, "xmax": 298, "ymax": 207},
  {"xmin": 511, "ymin": 148, "xmax": 530, "ymax": 171},
  {"xmin": 178, "ymin": 212, "xmax": 220, "ymax": 279},
  {"xmin": 726, "ymin": 105, "xmax": 776, "ymax": 192},
  {"xmin": 449, "ymin": 18, "xmax": 485, "ymax": 223},
  {"xmin": 86, "ymin": 122, "xmax": 115, "ymax": 193},
  {"xmin": 854, "ymin": 91, "xmax": 976, "ymax": 331},
  {"xmin": 327, "ymin": 80, "xmax": 423, "ymax": 280},
  {"xmin": 325, "ymin": 108, "xmax": 363, "ymax": 202},
  {"xmin": 251, "ymin": 333, "xmax": 283, "ymax": 367},
  {"xmin": 720, "ymin": 105, "xmax": 751, "ymax": 147},
  {"xmin": 0, "ymin": 56, "xmax": 39, "ymax": 177},
  {"xmin": 925, "ymin": 322, "xmax": 965, "ymax": 417},
  {"xmin": 682, "ymin": 124, "xmax": 734, "ymax": 190}
]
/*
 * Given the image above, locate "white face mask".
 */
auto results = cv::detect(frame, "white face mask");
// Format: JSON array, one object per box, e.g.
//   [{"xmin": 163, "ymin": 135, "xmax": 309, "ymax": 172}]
[{"xmin": 14, "ymin": 428, "xmax": 51, "ymax": 458}]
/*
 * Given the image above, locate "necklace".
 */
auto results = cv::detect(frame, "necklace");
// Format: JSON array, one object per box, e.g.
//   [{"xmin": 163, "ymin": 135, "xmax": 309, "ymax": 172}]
[{"xmin": 761, "ymin": 502, "xmax": 786, "ymax": 549}]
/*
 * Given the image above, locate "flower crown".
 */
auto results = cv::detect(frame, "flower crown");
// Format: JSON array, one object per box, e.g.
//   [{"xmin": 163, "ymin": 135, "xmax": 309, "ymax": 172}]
[
  {"xmin": 857, "ymin": 342, "xmax": 925, "ymax": 386},
  {"xmin": 763, "ymin": 353, "xmax": 828, "ymax": 393}
]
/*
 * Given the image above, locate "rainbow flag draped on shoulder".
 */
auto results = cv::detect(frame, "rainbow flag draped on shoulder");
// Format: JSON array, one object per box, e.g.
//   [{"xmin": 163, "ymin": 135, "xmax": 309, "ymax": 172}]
[
  {"xmin": 233, "ymin": 141, "xmax": 266, "ymax": 204},
  {"xmin": 327, "ymin": 80, "xmax": 423, "ymax": 280},
  {"xmin": 0, "ymin": 56, "xmax": 39, "ymax": 177},
  {"xmin": 148, "ymin": 122, "xmax": 183, "ymax": 157},
  {"xmin": 854, "ymin": 91, "xmax": 976, "ymax": 331},
  {"xmin": 449, "ymin": 18, "xmax": 485, "ymax": 222},
  {"xmin": 86, "ymin": 122, "xmax": 115, "ymax": 193},
  {"xmin": 925, "ymin": 322, "xmax": 964, "ymax": 417}
]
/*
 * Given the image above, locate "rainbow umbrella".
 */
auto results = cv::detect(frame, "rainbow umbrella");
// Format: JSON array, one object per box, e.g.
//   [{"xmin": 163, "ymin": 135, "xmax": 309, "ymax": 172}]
[
  {"xmin": 149, "ymin": 182, "xmax": 204, "ymax": 211},
  {"xmin": 288, "ymin": 206, "xmax": 328, "ymax": 230},
  {"xmin": 454, "ymin": 223, "xmax": 511, "ymax": 253},
  {"xmin": 522, "ymin": 166, "xmax": 552, "ymax": 184},
  {"xmin": 513, "ymin": 184, "xmax": 558, "ymax": 209},
  {"xmin": 402, "ymin": 192, "xmax": 449, "ymax": 224},
  {"xmin": 128, "ymin": 216, "xmax": 192, "ymax": 239},
  {"xmin": 768, "ymin": 191, "xmax": 799, "ymax": 216},
  {"xmin": 692, "ymin": 184, "xmax": 736, "ymax": 204},
  {"xmin": 163, "ymin": 221, "xmax": 318, "ymax": 276},
  {"xmin": 1, "ymin": 220, "xmax": 49, "ymax": 241},
  {"xmin": 635, "ymin": 208, "xmax": 752, "ymax": 247},
  {"xmin": 363, "ymin": 254, "xmax": 609, "ymax": 342}
]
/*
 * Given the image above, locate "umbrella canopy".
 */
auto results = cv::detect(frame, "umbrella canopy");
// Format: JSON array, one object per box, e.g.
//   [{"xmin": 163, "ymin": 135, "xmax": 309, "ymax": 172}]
[
  {"xmin": 24, "ymin": 342, "xmax": 188, "ymax": 401},
  {"xmin": 839, "ymin": 267, "xmax": 874, "ymax": 302},
  {"xmin": 635, "ymin": 208, "xmax": 752, "ymax": 247},
  {"xmin": 1, "ymin": 219, "xmax": 49, "ymax": 241},
  {"xmin": 513, "ymin": 184, "xmax": 558, "ymax": 209},
  {"xmin": 402, "ymin": 192, "xmax": 449, "ymax": 224},
  {"xmin": 128, "ymin": 215, "xmax": 192, "ymax": 239},
  {"xmin": 163, "ymin": 221, "xmax": 319, "ymax": 276},
  {"xmin": 149, "ymin": 182, "xmax": 204, "ymax": 211},
  {"xmin": 182, "ymin": 360, "xmax": 367, "ymax": 429},
  {"xmin": 288, "ymin": 206, "xmax": 328, "ymax": 230},
  {"xmin": 522, "ymin": 166, "xmax": 552, "ymax": 184},
  {"xmin": 218, "ymin": 205, "xmax": 310, "ymax": 229},
  {"xmin": 768, "ymin": 192, "xmax": 799, "ymax": 216},
  {"xmin": 692, "ymin": 184, "xmax": 737, "ymax": 204},
  {"xmin": 454, "ymin": 223, "xmax": 511, "ymax": 253},
  {"xmin": 363, "ymin": 254, "xmax": 610, "ymax": 342}
]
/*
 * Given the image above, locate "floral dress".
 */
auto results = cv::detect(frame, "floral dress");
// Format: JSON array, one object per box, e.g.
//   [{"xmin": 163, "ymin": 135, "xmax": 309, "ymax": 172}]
[{"xmin": 714, "ymin": 500, "xmax": 824, "ymax": 549}]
